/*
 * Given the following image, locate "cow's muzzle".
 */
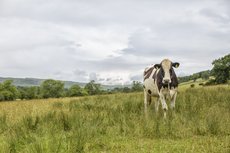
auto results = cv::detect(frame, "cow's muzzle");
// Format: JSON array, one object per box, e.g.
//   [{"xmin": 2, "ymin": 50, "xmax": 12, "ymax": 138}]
[{"xmin": 162, "ymin": 79, "xmax": 171, "ymax": 84}]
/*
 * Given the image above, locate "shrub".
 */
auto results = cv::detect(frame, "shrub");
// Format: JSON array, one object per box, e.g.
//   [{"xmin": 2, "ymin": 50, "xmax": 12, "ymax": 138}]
[{"xmin": 204, "ymin": 79, "xmax": 216, "ymax": 86}]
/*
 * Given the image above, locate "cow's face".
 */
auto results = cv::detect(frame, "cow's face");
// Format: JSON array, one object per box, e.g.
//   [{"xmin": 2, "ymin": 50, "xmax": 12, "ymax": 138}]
[{"xmin": 154, "ymin": 59, "xmax": 180, "ymax": 84}]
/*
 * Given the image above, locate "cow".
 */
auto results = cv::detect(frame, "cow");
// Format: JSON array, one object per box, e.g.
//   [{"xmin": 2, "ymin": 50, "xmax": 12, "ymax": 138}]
[{"xmin": 143, "ymin": 59, "xmax": 180, "ymax": 118}]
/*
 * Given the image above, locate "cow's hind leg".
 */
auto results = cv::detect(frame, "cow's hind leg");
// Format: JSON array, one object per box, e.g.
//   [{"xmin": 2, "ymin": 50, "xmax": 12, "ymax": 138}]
[
  {"xmin": 144, "ymin": 90, "xmax": 151, "ymax": 118},
  {"xmin": 155, "ymin": 97, "xmax": 160, "ymax": 113},
  {"xmin": 147, "ymin": 94, "xmax": 151, "ymax": 105},
  {"xmin": 144, "ymin": 90, "xmax": 148, "ymax": 115}
]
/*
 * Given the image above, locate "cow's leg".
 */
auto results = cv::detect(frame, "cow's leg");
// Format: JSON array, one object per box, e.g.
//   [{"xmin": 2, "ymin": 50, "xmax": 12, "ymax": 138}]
[
  {"xmin": 155, "ymin": 97, "xmax": 160, "ymax": 113},
  {"xmin": 160, "ymin": 94, "xmax": 168, "ymax": 119},
  {"xmin": 170, "ymin": 92, "xmax": 177, "ymax": 110},
  {"xmin": 144, "ymin": 90, "xmax": 148, "ymax": 115},
  {"xmin": 147, "ymin": 94, "xmax": 151, "ymax": 105}
]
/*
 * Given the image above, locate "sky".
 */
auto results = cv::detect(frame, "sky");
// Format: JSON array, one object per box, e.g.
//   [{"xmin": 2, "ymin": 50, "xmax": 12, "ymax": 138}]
[{"xmin": 0, "ymin": 0, "xmax": 229, "ymax": 85}]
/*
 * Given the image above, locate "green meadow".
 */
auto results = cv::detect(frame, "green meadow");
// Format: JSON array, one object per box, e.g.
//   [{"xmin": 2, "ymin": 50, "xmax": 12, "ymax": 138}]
[{"xmin": 0, "ymin": 85, "xmax": 229, "ymax": 153}]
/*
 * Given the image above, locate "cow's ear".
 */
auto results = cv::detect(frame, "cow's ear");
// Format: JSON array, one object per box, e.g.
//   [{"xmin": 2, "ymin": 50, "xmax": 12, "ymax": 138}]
[
  {"xmin": 172, "ymin": 62, "xmax": 180, "ymax": 68},
  {"xmin": 154, "ymin": 64, "xmax": 161, "ymax": 69}
]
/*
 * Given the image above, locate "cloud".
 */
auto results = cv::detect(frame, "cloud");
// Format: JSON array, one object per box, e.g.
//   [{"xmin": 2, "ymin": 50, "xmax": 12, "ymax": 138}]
[
  {"xmin": 0, "ymin": 0, "xmax": 230, "ymax": 85},
  {"xmin": 200, "ymin": 8, "xmax": 230, "ymax": 24}
]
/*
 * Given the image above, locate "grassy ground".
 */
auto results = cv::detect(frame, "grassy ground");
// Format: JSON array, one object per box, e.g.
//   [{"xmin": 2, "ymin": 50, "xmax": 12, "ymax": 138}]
[{"xmin": 0, "ymin": 86, "xmax": 229, "ymax": 152}]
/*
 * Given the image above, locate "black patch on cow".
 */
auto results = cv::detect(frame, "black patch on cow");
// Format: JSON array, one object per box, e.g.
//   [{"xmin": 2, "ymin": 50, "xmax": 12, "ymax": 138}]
[
  {"xmin": 144, "ymin": 67, "xmax": 154, "ymax": 81},
  {"xmin": 170, "ymin": 68, "xmax": 179, "ymax": 88},
  {"xmin": 155, "ymin": 68, "xmax": 164, "ymax": 91},
  {"xmin": 152, "ymin": 70, "xmax": 158, "ymax": 82},
  {"xmin": 148, "ymin": 90, "xmax": 152, "ymax": 95}
]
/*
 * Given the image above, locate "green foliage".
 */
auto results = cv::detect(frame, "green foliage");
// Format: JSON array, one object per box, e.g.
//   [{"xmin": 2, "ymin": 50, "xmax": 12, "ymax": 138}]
[
  {"xmin": 17, "ymin": 86, "xmax": 41, "ymax": 100},
  {"xmin": 110, "ymin": 86, "xmax": 131, "ymax": 93},
  {"xmin": 131, "ymin": 81, "xmax": 143, "ymax": 92},
  {"xmin": 0, "ymin": 80, "xmax": 18, "ymax": 101},
  {"xmin": 191, "ymin": 73, "xmax": 200, "ymax": 82},
  {"xmin": 84, "ymin": 80, "xmax": 101, "ymax": 95},
  {"xmin": 212, "ymin": 54, "xmax": 230, "ymax": 84},
  {"xmin": 178, "ymin": 70, "xmax": 211, "ymax": 83},
  {"xmin": 201, "ymin": 70, "xmax": 210, "ymax": 80},
  {"xmin": 68, "ymin": 84, "xmax": 86, "ymax": 97},
  {"xmin": 41, "ymin": 79, "xmax": 64, "ymax": 98},
  {"xmin": 122, "ymin": 87, "xmax": 131, "ymax": 93},
  {"xmin": 204, "ymin": 79, "xmax": 216, "ymax": 86}
]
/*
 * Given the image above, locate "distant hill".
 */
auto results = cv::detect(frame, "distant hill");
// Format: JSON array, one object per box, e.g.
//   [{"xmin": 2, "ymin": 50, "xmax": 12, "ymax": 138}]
[{"xmin": 0, "ymin": 77, "xmax": 130, "ymax": 89}]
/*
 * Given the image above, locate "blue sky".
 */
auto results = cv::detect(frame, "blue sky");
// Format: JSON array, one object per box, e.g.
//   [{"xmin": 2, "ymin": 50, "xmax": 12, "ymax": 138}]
[{"xmin": 0, "ymin": 0, "xmax": 229, "ymax": 85}]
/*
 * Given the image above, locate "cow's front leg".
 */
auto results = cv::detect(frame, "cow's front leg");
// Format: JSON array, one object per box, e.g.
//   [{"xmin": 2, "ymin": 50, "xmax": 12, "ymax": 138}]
[
  {"xmin": 170, "ymin": 89, "xmax": 177, "ymax": 110},
  {"xmin": 170, "ymin": 92, "xmax": 177, "ymax": 110},
  {"xmin": 160, "ymin": 94, "xmax": 168, "ymax": 119}
]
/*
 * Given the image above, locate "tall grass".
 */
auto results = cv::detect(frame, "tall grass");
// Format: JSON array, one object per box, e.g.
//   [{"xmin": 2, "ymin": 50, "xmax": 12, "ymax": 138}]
[{"xmin": 0, "ymin": 87, "xmax": 229, "ymax": 152}]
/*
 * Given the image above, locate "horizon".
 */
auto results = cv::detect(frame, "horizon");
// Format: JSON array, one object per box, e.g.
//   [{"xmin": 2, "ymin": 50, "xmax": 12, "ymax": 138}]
[
  {"xmin": 0, "ymin": 67, "xmax": 211, "ymax": 86},
  {"xmin": 1, "ymin": 0, "xmax": 230, "ymax": 85}
]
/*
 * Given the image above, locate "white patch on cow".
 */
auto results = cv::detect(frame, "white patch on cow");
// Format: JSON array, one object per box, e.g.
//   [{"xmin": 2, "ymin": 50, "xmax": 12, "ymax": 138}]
[{"xmin": 161, "ymin": 59, "xmax": 172, "ymax": 84}]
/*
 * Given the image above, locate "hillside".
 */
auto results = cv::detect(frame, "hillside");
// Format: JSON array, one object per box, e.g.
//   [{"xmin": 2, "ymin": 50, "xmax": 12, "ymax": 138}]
[{"xmin": 0, "ymin": 77, "xmax": 130, "ymax": 89}]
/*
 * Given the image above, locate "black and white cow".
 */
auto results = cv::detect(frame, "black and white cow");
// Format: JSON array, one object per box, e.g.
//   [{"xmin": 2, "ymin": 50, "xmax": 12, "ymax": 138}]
[{"xmin": 143, "ymin": 59, "xmax": 180, "ymax": 118}]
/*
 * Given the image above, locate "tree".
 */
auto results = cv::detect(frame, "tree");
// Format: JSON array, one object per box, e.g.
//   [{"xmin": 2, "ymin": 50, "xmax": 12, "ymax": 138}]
[
  {"xmin": 68, "ymin": 84, "xmax": 84, "ymax": 97},
  {"xmin": 212, "ymin": 54, "xmax": 230, "ymax": 84},
  {"xmin": 41, "ymin": 79, "xmax": 64, "ymax": 98},
  {"xmin": 122, "ymin": 87, "xmax": 131, "ymax": 93},
  {"xmin": 84, "ymin": 80, "xmax": 101, "ymax": 95},
  {"xmin": 191, "ymin": 73, "xmax": 200, "ymax": 82},
  {"xmin": 0, "ymin": 80, "xmax": 18, "ymax": 101},
  {"xmin": 131, "ymin": 81, "xmax": 143, "ymax": 92},
  {"xmin": 200, "ymin": 70, "xmax": 210, "ymax": 80},
  {"xmin": 17, "ymin": 86, "xmax": 41, "ymax": 100}
]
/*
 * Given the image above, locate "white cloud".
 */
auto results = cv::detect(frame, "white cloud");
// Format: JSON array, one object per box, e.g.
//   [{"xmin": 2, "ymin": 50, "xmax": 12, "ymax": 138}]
[{"xmin": 0, "ymin": 0, "xmax": 229, "ymax": 84}]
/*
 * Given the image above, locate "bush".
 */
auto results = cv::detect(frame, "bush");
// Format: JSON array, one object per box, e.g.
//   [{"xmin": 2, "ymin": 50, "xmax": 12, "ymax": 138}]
[
  {"xmin": 211, "ymin": 54, "xmax": 230, "ymax": 84},
  {"xmin": 41, "ymin": 79, "xmax": 64, "ymax": 98},
  {"xmin": 0, "ymin": 80, "xmax": 18, "ymax": 101},
  {"xmin": 204, "ymin": 79, "xmax": 216, "ymax": 86}
]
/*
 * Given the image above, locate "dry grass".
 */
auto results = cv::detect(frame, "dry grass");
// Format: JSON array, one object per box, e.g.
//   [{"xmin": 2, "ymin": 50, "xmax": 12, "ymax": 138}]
[{"xmin": 0, "ymin": 97, "xmax": 79, "ymax": 123}]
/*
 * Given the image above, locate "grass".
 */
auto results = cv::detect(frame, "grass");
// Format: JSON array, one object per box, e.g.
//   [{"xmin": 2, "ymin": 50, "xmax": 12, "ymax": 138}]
[
  {"xmin": 0, "ymin": 86, "xmax": 229, "ymax": 152},
  {"xmin": 179, "ymin": 78, "xmax": 206, "ymax": 90}
]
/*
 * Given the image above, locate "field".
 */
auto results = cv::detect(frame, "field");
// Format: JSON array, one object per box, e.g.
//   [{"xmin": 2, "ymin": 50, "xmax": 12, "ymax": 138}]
[{"xmin": 0, "ymin": 86, "xmax": 230, "ymax": 153}]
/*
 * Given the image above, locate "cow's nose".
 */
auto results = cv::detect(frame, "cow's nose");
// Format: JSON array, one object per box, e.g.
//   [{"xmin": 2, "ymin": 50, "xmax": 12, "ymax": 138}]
[{"xmin": 163, "ymin": 79, "xmax": 171, "ymax": 84}]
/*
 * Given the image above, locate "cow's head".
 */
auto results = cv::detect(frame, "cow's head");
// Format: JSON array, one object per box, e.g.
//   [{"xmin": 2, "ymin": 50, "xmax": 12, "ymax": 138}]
[{"xmin": 154, "ymin": 59, "xmax": 180, "ymax": 84}]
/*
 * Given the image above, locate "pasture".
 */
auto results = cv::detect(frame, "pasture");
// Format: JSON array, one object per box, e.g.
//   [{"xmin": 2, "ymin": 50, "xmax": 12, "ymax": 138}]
[{"xmin": 0, "ymin": 86, "xmax": 229, "ymax": 153}]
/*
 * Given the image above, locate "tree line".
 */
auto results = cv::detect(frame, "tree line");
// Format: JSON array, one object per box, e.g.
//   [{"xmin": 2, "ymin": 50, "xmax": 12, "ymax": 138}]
[
  {"xmin": 178, "ymin": 53, "xmax": 230, "ymax": 85},
  {"xmin": 0, "ymin": 80, "xmax": 143, "ymax": 102}
]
